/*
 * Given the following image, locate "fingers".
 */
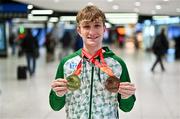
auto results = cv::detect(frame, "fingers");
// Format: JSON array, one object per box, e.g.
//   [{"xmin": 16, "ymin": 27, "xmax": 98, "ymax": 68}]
[
  {"xmin": 118, "ymin": 82, "xmax": 136, "ymax": 98},
  {"xmin": 119, "ymin": 83, "xmax": 136, "ymax": 91},
  {"xmin": 119, "ymin": 89, "xmax": 135, "ymax": 96},
  {"xmin": 51, "ymin": 79, "xmax": 67, "ymax": 88},
  {"xmin": 53, "ymin": 86, "xmax": 67, "ymax": 92},
  {"xmin": 51, "ymin": 79, "xmax": 68, "ymax": 95}
]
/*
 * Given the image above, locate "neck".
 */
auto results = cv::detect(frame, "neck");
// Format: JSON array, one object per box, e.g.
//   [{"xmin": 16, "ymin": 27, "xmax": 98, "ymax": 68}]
[{"xmin": 83, "ymin": 45, "xmax": 102, "ymax": 55}]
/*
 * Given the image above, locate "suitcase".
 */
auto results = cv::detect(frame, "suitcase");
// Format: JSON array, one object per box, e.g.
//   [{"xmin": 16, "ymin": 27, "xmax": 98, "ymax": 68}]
[{"xmin": 17, "ymin": 66, "xmax": 27, "ymax": 80}]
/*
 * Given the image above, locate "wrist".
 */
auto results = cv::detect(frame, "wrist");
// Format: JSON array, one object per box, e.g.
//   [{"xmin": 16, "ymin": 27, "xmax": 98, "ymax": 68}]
[
  {"xmin": 55, "ymin": 92, "xmax": 65, "ymax": 97},
  {"xmin": 121, "ymin": 95, "xmax": 130, "ymax": 99}
]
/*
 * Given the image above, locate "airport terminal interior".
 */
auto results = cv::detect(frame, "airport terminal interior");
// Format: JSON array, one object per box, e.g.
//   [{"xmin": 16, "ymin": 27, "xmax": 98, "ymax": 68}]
[
  {"xmin": 0, "ymin": 0, "xmax": 180, "ymax": 119},
  {"xmin": 1, "ymin": 44, "xmax": 180, "ymax": 119}
]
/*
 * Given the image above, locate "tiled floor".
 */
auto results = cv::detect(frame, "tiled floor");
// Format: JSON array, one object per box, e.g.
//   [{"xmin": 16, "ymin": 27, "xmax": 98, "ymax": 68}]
[{"xmin": 0, "ymin": 45, "xmax": 180, "ymax": 119}]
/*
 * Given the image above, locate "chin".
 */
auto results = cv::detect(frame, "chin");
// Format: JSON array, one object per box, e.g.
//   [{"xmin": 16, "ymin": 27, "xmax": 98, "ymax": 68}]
[
  {"xmin": 88, "ymin": 41, "xmax": 98, "ymax": 46},
  {"xmin": 87, "ymin": 44, "xmax": 97, "ymax": 47},
  {"xmin": 86, "ymin": 39, "xmax": 102, "ymax": 47}
]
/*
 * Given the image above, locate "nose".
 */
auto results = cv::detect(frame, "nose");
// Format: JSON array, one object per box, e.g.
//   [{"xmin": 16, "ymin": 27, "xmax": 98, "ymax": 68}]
[{"xmin": 88, "ymin": 27, "xmax": 96, "ymax": 35}]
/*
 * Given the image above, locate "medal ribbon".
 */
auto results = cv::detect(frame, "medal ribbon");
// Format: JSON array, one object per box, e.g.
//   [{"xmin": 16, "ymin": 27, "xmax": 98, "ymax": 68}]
[
  {"xmin": 73, "ymin": 60, "xmax": 82, "ymax": 75},
  {"xmin": 73, "ymin": 48, "xmax": 115, "ymax": 77},
  {"xmin": 82, "ymin": 48, "xmax": 114, "ymax": 77}
]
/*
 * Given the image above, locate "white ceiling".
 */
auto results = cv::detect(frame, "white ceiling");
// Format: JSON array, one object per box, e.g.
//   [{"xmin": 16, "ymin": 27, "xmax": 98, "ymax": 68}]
[{"xmin": 14, "ymin": 0, "xmax": 180, "ymax": 16}]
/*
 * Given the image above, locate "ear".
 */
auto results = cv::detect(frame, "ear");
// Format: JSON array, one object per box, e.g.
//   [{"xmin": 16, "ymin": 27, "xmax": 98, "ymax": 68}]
[
  {"xmin": 76, "ymin": 26, "xmax": 81, "ymax": 35},
  {"xmin": 76, "ymin": 26, "xmax": 82, "ymax": 37}
]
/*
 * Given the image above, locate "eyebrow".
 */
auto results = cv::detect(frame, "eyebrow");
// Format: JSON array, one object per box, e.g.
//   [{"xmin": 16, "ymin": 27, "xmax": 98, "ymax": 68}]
[{"xmin": 81, "ymin": 20, "xmax": 103, "ymax": 24}]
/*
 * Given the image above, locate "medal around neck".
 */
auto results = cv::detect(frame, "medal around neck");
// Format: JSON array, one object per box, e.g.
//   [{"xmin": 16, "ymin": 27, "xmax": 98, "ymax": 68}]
[
  {"xmin": 105, "ymin": 76, "xmax": 120, "ymax": 93},
  {"xmin": 66, "ymin": 74, "xmax": 81, "ymax": 91}
]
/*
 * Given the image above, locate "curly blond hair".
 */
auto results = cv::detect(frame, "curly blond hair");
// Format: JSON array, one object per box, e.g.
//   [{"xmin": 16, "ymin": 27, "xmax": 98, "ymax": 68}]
[{"xmin": 76, "ymin": 5, "xmax": 106, "ymax": 26}]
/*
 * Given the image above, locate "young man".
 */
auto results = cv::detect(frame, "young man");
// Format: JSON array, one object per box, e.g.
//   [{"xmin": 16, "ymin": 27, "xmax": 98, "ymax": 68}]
[{"xmin": 49, "ymin": 5, "xmax": 136, "ymax": 119}]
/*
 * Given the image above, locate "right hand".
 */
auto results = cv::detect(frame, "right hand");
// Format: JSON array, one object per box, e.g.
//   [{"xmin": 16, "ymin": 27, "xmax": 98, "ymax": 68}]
[{"xmin": 51, "ymin": 78, "xmax": 68, "ymax": 97}]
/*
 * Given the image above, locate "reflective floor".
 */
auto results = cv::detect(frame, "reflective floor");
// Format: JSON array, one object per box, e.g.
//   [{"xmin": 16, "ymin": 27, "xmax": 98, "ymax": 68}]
[{"xmin": 0, "ymin": 45, "xmax": 180, "ymax": 119}]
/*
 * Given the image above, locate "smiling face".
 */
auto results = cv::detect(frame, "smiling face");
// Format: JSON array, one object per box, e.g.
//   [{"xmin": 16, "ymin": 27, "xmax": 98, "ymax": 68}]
[
  {"xmin": 76, "ymin": 5, "xmax": 106, "ymax": 51},
  {"xmin": 77, "ymin": 18, "xmax": 105, "ymax": 48}
]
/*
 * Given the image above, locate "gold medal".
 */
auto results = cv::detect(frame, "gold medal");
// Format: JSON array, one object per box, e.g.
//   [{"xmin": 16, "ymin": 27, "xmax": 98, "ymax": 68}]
[
  {"xmin": 66, "ymin": 74, "xmax": 81, "ymax": 91},
  {"xmin": 105, "ymin": 76, "xmax": 119, "ymax": 93}
]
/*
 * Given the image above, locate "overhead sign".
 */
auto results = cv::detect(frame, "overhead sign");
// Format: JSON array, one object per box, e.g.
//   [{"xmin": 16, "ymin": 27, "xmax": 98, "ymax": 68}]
[{"xmin": 0, "ymin": 3, "xmax": 27, "ymax": 18}]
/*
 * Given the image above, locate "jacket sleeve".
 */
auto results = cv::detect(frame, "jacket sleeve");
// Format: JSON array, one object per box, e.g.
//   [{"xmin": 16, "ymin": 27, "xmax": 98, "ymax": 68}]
[
  {"xmin": 118, "ymin": 94, "xmax": 136, "ymax": 112},
  {"xmin": 117, "ymin": 58, "xmax": 136, "ymax": 112},
  {"xmin": 49, "ymin": 90, "xmax": 66, "ymax": 111},
  {"xmin": 49, "ymin": 60, "xmax": 66, "ymax": 111}
]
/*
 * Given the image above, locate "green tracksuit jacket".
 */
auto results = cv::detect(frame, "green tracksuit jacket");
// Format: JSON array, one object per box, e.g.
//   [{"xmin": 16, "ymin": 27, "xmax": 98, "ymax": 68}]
[{"xmin": 49, "ymin": 47, "xmax": 136, "ymax": 119}]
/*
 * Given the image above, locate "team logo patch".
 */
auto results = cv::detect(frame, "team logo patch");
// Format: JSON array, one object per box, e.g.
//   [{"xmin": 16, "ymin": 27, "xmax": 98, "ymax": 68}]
[{"xmin": 69, "ymin": 62, "xmax": 77, "ymax": 69}]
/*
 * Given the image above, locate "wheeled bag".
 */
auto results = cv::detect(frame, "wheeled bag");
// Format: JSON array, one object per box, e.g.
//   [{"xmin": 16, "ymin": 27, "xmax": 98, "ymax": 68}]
[{"xmin": 17, "ymin": 66, "xmax": 27, "ymax": 80}]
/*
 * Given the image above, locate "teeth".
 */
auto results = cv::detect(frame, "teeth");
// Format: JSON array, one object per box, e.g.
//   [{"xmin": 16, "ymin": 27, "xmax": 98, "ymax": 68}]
[{"xmin": 88, "ymin": 36, "xmax": 97, "ymax": 39}]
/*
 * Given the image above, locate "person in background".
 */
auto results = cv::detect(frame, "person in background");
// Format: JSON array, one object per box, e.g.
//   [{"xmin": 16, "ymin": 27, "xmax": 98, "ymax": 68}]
[
  {"xmin": 151, "ymin": 28, "xmax": 169, "ymax": 72},
  {"xmin": 59, "ymin": 31, "xmax": 73, "ymax": 59},
  {"xmin": 45, "ymin": 32, "xmax": 56, "ymax": 62},
  {"xmin": 9, "ymin": 33, "xmax": 16, "ymax": 55},
  {"xmin": 174, "ymin": 36, "xmax": 180, "ymax": 60},
  {"xmin": 49, "ymin": 5, "xmax": 136, "ymax": 119},
  {"xmin": 73, "ymin": 34, "xmax": 83, "ymax": 51},
  {"xmin": 21, "ymin": 29, "xmax": 39, "ymax": 76}
]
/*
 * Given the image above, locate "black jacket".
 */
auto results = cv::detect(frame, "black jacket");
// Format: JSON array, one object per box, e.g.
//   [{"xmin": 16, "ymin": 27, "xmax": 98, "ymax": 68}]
[
  {"xmin": 21, "ymin": 33, "xmax": 39, "ymax": 55},
  {"xmin": 152, "ymin": 34, "xmax": 169, "ymax": 56}
]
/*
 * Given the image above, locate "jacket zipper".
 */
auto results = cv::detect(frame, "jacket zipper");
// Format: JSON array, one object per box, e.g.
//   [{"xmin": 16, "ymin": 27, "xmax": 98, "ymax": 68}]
[{"xmin": 88, "ymin": 66, "xmax": 94, "ymax": 119}]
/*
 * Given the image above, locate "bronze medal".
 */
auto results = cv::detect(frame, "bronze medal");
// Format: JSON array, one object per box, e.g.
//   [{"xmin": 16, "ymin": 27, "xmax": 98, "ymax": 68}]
[
  {"xmin": 66, "ymin": 74, "xmax": 81, "ymax": 91},
  {"xmin": 105, "ymin": 76, "xmax": 119, "ymax": 93}
]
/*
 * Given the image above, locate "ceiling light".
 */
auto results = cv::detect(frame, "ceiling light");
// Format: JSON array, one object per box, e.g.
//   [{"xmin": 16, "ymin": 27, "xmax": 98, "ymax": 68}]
[
  {"xmin": 163, "ymin": 0, "xmax": 169, "ymax": 2},
  {"xmin": 107, "ymin": 0, "xmax": 114, "ymax": 2},
  {"xmin": 31, "ymin": 10, "xmax": 53, "ymax": 15},
  {"xmin": 49, "ymin": 17, "xmax": 59, "ymax": 22},
  {"xmin": 27, "ymin": 5, "xmax": 33, "ymax": 9},
  {"xmin": 105, "ymin": 13, "xmax": 138, "ymax": 24},
  {"xmin": 88, "ymin": 2, "xmax": 94, "ymax": 5},
  {"xmin": 54, "ymin": 0, "xmax": 59, "ymax": 2},
  {"xmin": 156, "ymin": 5, "xmax": 161, "ymax": 10},
  {"xmin": 135, "ymin": 2, "xmax": 141, "ymax": 7},
  {"xmin": 112, "ymin": 5, "xmax": 119, "ymax": 10},
  {"xmin": 107, "ymin": 19, "xmax": 137, "ymax": 24},
  {"xmin": 28, "ymin": 15, "xmax": 48, "ymax": 21},
  {"xmin": 105, "ymin": 13, "xmax": 138, "ymax": 18},
  {"xmin": 60, "ymin": 16, "xmax": 76, "ymax": 21}
]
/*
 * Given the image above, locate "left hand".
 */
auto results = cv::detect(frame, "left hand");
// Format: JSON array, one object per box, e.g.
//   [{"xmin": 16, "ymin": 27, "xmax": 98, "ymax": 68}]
[{"xmin": 118, "ymin": 82, "xmax": 136, "ymax": 99}]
